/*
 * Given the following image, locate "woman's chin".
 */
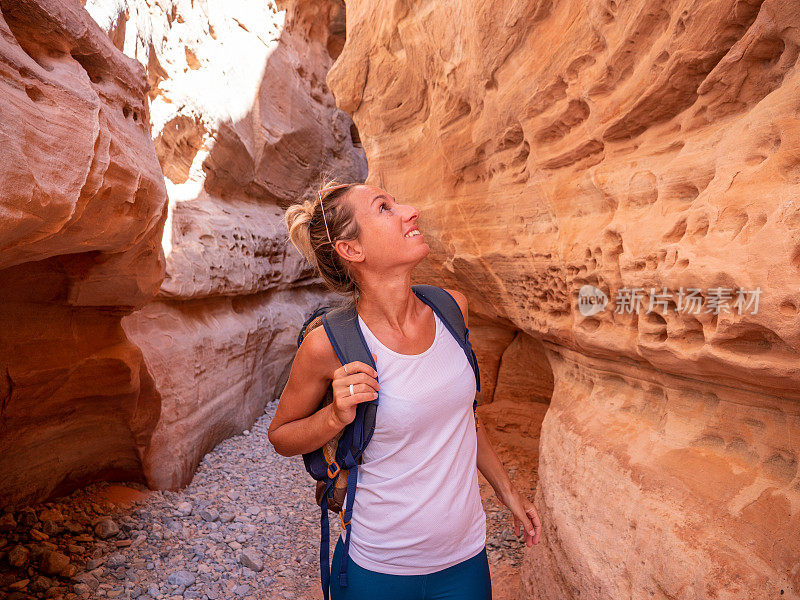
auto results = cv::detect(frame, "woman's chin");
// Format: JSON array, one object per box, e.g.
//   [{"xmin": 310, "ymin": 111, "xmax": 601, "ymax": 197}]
[{"xmin": 402, "ymin": 244, "xmax": 430, "ymax": 267}]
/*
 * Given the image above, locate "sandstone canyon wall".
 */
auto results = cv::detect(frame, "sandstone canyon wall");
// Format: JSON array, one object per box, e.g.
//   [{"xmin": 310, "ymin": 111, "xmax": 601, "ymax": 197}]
[
  {"xmin": 327, "ymin": 0, "xmax": 800, "ymax": 598},
  {"xmin": 1, "ymin": 0, "xmax": 366, "ymax": 506},
  {"xmin": 93, "ymin": 0, "xmax": 366, "ymax": 490},
  {"xmin": 0, "ymin": 0, "xmax": 168, "ymax": 508}
]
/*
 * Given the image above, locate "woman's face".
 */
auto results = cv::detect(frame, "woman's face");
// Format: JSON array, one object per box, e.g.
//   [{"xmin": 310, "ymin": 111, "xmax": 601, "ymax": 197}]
[{"xmin": 341, "ymin": 185, "xmax": 430, "ymax": 270}]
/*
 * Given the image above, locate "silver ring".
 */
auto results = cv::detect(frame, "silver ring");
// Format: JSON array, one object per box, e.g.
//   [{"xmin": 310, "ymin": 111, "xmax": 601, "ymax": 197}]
[
  {"xmin": 349, "ymin": 383, "xmax": 354, "ymax": 396},
  {"xmin": 344, "ymin": 364, "xmax": 349, "ymax": 374}
]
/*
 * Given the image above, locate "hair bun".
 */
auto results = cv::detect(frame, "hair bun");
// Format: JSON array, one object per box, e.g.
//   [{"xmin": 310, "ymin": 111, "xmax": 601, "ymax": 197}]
[{"xmin": 284, "ymin": 180, "xmax": 359, "ymax": 311}]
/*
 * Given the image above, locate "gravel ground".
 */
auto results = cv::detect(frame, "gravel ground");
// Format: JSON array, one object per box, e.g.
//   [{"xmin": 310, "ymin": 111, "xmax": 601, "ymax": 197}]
[{"xmin": 0, "ymin": 400, "xmax": 531, "ymax": 600}]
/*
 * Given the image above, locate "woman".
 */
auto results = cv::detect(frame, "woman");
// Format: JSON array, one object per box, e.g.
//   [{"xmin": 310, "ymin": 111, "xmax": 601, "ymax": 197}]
[{"xmin": 268, "ymin": 179, "xmax": 541, "ymax": 600}]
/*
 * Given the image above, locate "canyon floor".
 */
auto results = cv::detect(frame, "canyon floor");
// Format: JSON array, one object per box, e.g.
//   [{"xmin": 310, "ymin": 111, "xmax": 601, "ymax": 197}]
[{"xmin": 0, "ymin": 400, "xmax": 535, "ymax": 600}]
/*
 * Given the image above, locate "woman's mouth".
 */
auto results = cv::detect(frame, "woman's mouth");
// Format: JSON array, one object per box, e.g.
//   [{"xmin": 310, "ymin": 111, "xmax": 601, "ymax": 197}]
[{"xmin": 404, "ymin": 227, "xmax": 423, "ymax": 238}]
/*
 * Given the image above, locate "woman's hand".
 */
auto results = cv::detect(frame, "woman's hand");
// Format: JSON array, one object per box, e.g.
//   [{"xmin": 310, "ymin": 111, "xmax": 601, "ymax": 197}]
[
  {"xmin": 499, "ymin": 488, "xmax": 542, "ymax": 547},
  {"xmin": 328, "ymin": 353, "xmax": 381, "ymax": 429}
]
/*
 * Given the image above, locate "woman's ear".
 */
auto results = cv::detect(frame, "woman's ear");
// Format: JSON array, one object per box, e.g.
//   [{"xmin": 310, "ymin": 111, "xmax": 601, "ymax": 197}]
[{"xmin": 334, "ymin": 238, "xmax": 365, "ymax": 264}]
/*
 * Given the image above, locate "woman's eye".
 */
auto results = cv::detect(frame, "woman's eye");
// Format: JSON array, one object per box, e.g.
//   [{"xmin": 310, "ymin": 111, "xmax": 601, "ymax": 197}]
[{"xmin": 380, "ymin": 202, "xmax": 389, "ymax": 213}]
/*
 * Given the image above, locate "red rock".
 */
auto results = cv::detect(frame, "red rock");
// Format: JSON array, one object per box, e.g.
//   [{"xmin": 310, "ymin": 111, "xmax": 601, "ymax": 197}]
[
  {"xmin": 0, "ymin": 0, "xmax": 167, "ymax": 508},
  {"xmin": 29, "ymin": 529, "xmax": 48, "ymax": 541},
  {"xmin": 9, "ymin": 578, "xmax": 29, "ymax": 590}
]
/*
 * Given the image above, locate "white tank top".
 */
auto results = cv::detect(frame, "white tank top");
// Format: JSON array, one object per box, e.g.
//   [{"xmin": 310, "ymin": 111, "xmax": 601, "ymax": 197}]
[{"xmin": 344, "ymin": 308, "xmax": 486, "ymax": 575}]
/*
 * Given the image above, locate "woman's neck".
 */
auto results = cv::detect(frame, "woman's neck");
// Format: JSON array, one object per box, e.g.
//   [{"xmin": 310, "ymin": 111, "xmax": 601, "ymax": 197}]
[{"xmin": 356, "ymin": 274, "xmax": 423, "ymax": 331}]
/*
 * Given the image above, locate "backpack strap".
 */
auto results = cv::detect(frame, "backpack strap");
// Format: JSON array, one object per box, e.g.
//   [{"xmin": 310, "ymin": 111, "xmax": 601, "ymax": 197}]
[
  {"xmin": 315, "ymin": 304, "xmax": 381, "ymax": 596},
  {"xmin": 321, "ymin": 304, "xmax": 380, "ymax": 447},
  {"xmin": 411, "ymin": 284, "xmax": 482, "ymax": 407},
  {"xmin": 298, "ymin": 305, "xmax": 331, "ymax": 347},
  {"xmin": 337, "ymin": 449, "xmax": 360, "ymax": 587},
  {"xmin": 318, "ymin": 479, "xmax": 336, "ymax": 600}
]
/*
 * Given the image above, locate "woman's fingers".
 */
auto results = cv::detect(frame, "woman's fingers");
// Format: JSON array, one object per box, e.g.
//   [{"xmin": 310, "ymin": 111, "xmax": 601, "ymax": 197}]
[
  {"xmin": 507, "ymin": 494, "xmax": 538, "ymax": 547},
  {"xmin": 333, "ymin": 374, "xmax": 380, "ymax": 395},
  {"xmin": 526, "ymin": 505, "xmax": 542, "ymax": 545},
  {"xmin": 339, "ymin": 382, "xmax": 379, "ymax": 403},
  {"xmin": 513, "ymin": 515, "xmax": 522, "ymax": 538},
  {"xmin": 518, "ymin": 511, "xmax": 535, "ymax": 547},
  {"xmin": 333, "ymin": 359, "xmax": 380, "ymax": 392},
  {"xmin": 332, "ymin": 377, "xmax": 380, "ymax": 404},
  {"xmin": 334, "ymin": 359, "xmax": 377, "ymax": 380},
  {"xmin": 506, "ymin": 495, "xmax": 533, "ymax": 543},
  {"xmin": 328, "ymin": 355, "xmax": 379, "ymax": 427},
  {"xmin": 329, "ymin": 387, "xmax": 378, "ymax": 427},
  {"xmin": 351, "ymin": 390, "xmax": 379, "ymax": 405}
]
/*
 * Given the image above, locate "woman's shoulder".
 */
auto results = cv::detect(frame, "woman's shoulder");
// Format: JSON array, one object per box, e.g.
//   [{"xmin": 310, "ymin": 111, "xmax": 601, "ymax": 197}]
[
  {"xmin": 441, "ymin": 287, "xmax": 468, "ymax": 326},
  {"xmin": 297, "ymin": 323, "xmax": 342, "ymax": 378}
]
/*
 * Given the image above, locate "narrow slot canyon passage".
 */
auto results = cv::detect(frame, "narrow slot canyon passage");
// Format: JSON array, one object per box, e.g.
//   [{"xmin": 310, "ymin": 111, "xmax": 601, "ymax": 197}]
[{"xmin": 474, "ymin": 327, "xmax": 555, "ymax": 597}]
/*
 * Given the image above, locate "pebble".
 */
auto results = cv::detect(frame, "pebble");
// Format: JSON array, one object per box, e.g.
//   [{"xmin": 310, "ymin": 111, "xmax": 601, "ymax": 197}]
[
  {"xmin": 72, "ymin": 582, "xmax": 90, "ymax": 596},
  {"xmin": 94, "ymin": 518, "xmax": 119, "ymax": 539},
  {"xmin": 199, "ymin": 508, "xmax": 219, "ymax": 522},
  {"xmin": 166, "ymin": 569, "xmax": 195, "ymax": 587},
  {"xmin": 239, "ymin": 548, "xmax": 264, "ymax": 572},
  {"xmin": 7, "ymin": 545, "xmax": 28, "ymax": 568},
  {"xmin": 19, "ymin": 508, "xmax": 38, "ymax": 528},
  {"xmin": 9, "ymin": 578, "xmax": 29, "ymax": 590},
  {"xmin": 39, "ymin": 550, "xmax": 70, "ymax": 575},
  {"xmin": 105, "ymin": 552, "xmax": 127, "ymax": 569},
  {"xmin": 0, "ymin": 514, "xmax": 17, "ymax": 532}
]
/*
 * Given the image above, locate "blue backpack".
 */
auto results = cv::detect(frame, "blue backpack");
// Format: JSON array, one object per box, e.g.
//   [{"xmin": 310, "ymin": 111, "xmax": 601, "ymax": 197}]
[{"xmin": 296, "ymin": 284, "xmax": 481, "ymax": 600}]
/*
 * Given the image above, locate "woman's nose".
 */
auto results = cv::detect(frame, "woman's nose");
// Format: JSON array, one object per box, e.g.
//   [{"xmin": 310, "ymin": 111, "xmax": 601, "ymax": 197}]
[{"xmin": 401, "ymin": 203, "xmax": 419, "ymax": 221}]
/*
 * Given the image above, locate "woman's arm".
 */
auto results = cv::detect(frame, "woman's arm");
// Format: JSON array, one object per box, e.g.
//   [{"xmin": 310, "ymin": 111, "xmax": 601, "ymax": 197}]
[
  {"xmin": 267, "ymin": 326, "xmax": 345, "ymax": 456},
  {"xmin": 476, "ymin": 422, "xmax": 541, "ymax": 546},
  {"xmin": 267, "ymin": 325, "xmax": 379, "ymax": 456},
  {"xmin": 443, "ymin": 287, "xmax": 542, "ymax": 546}
]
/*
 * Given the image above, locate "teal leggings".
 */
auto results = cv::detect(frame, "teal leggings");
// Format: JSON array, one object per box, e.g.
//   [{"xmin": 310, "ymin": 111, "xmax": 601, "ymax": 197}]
[{"xmin": 330, "ymin": 537, "xmax": 492, "ymax": 600}]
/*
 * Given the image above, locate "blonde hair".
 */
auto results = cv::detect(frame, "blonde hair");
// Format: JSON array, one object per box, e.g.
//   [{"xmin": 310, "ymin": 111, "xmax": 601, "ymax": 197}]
[{"xmin": 284, "ymin": 176, "xmax": 362, "ymax": 310}]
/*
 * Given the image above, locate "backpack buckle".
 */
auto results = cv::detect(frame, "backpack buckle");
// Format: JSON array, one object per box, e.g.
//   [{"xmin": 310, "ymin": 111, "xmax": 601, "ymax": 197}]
[
  {"xmin": 327, "ymin": 460, "xmax": 340, "ymax": 479},
  {"xmin": 339, "ymin": 510, "xmax": 350, "ymax": 529}
]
